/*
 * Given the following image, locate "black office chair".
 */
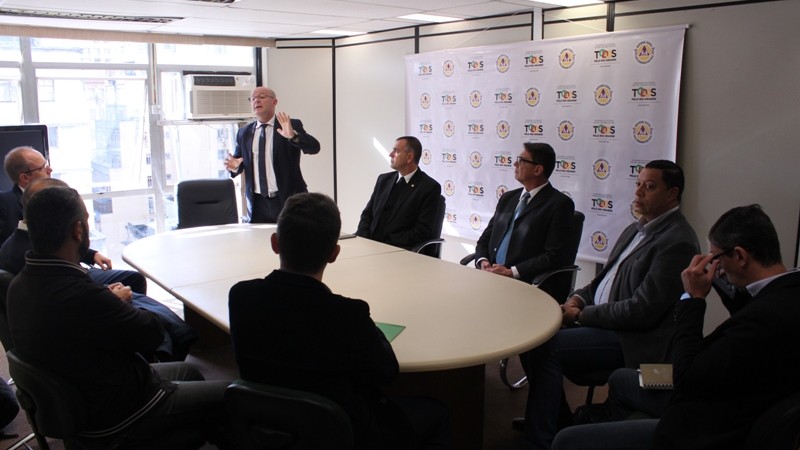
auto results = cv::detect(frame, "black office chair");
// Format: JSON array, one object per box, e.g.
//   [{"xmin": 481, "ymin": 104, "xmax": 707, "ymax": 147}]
[
  {"xmin": 7, "ymin": 350, "xmax": 205, "ymax": 450},
  {"xmin": 461, "ymin": 211, "xmax": 585, "ymax": 390},
  {"xmin": 411, "ymin": 195, "xmax": 447, "ymax": 258},
  {"xmin": 176, "ymin": 178, "xmax": 239, "ymax": 229},
  {"xmin": 746, "ymin": 390, "xmax": 800, "ymax": 450},
  {"xmin": 225, "ymin": 379, "xmax": 353, "ymax": 450}
]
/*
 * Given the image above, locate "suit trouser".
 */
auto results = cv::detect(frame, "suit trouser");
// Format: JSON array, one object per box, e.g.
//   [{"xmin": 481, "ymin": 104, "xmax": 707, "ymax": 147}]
[
  {"xmin": 248, "ymin": 192, "xmax": 283, "ymax": 224},
  {"xmin": 551, "ymin": 418, "xmax": 658, "ymax": 450},
  {"xmin": 522, "ymin": 327, "xmax": 624, "ymax": 450}
]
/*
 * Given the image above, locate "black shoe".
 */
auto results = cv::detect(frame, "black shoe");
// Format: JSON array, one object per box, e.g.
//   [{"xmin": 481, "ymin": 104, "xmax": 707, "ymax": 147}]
[{"xmin": 511, "ymin": 417, "xmax": 525, "ymax": 432}]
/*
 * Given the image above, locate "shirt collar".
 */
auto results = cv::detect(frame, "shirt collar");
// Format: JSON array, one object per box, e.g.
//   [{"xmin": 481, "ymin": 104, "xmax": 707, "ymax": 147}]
[
  {"xmin": 637, "ymin": 205, "xmax": 679, "ymax": 234},
  {"xmin": 523, "ymin": 182, "xmax": 549, "ymax": 200},
  {"xmin": 747, "ymin": 267, "xmax": 800, "ymax": 297},
  {"xmin": 398, "ymin": 168, "xmax": 418, "ymax": 184}
]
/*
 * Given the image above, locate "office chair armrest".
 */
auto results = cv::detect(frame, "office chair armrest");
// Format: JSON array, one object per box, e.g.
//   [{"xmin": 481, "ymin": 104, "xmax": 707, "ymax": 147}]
[
  {"xmin": 411, "ymin": 238, "xmax": 445, "ymax": 254},
  {"xmin": 531, "ymin": 265, "xmax": 580, "ymax": 286},
  {"xmin": 459, "ymin": 253, "xmax": 477, "ymax": 266}
]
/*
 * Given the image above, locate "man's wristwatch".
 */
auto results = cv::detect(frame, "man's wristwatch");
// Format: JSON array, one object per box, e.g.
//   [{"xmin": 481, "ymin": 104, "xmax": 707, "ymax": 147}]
[{"xmin": 573, "ymin": 311, "xmax": 582, "ymax": 327}]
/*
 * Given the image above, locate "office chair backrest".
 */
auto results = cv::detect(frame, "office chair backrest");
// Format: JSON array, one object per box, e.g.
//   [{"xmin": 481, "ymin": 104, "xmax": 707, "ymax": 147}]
[
  {"xmin": 7, "ymin": 350, "xmax": 86, "ymax": 440},
  {"xmin": 0, "ymin": 269, "xmax": 17, "ymax": 352},
  {"xmin": 415, "ymin": 195, "xmax": 447, "ymax": 258},
  {"xmin": 225, "ymin": 379, "xmax": 353, "ymax": 450},
  {"xmin": 176, "ymin": 178, "xmax": 239, "ymax": 229},
  {"xmin": 536, "ymin": 210, "xmax": 585, "ymax": 302}
]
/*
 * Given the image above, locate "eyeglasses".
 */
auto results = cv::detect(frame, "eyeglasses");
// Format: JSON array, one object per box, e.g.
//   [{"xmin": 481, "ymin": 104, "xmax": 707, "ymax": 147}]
[
  {"xmin": 21, "ymin": 161, "xmax": 49, "ymax": 175},
  {"xmin": 711, "ymin": 248, "xmax": 735, "ymax": 261},
  {"xmin": 248, "ymin": 94, "xmax": 275, "ymax": 101},
  {"xmin": 516, "ymin": 156, "xmax": 541, "ymax": 165}
]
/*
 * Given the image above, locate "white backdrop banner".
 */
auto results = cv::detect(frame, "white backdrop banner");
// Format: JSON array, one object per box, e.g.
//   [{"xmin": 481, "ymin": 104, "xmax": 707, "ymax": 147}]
[{"xmin": 405, "ymin": 25, "xmax": 686, "ymax": 263}]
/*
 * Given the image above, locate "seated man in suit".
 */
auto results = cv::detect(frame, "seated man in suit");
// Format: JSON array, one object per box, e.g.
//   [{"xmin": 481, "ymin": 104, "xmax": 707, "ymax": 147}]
[
  {"xmin": 230, "ymin": 192, "xmax": 450, "ymax": 450},
  {"xmin": 1, "ymin": 146, "xmax": 147, "ymax": 294},
  {"xmin": 551, "ymin": 204, "xmax": 800, "ymax": 450},
  {"xmin": 473, "ymin": 142, "xmax": 575, "ymax": 284},
  {"xmin": 7, "ymin": 185, "xmax": 231, "ymax": 448},
  {"xmin": 356, "ymin": 136, "xmax": 442, "ymax": 253},
  {"xmin": 0, "ymin": 178, "xmax": 196, "ymax": 362},
  {"xmin": 522, "ymin": 160, "xmax": 700, "ymax": 450}
]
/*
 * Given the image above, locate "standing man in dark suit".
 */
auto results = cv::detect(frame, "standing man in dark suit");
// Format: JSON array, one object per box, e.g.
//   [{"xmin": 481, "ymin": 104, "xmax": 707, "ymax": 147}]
[
  {"xmin": 356, "ymin": 136, "xmax": 442, "ymax": 252},
  {"xmin": 229, "ymin": 193, "xmax": 450, "ymax": 450},
  {"xmin": 224, "ymin": 86, "xmax": 320, "ymax": 223},
  {"xmin": 473, "ymin": 142, "xmax": 575, "ymax": 284},
  {"xmin": 0, "ymin": 146, "xmax": 52, "ymax": 243},
  {"xmin": 522, "ymin": 160, "xmax": 700, "ymax": 450}
]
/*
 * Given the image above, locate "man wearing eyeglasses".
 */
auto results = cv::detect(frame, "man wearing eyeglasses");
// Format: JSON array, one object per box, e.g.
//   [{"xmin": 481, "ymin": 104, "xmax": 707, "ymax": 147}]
[
  {"xmin": 473, "ymin": 142, "xmax": 575, "ymax": 284},
  {"xmin": 224, "ymin": 86, "xmax": 320, "ymax": 223},
  {"xmin": 521, "ymin": 160, "xmax": 699, "ymax": 450},
  {"xmin": 0, "ymin": 146, "xmax": 52, "ymax": 243}
]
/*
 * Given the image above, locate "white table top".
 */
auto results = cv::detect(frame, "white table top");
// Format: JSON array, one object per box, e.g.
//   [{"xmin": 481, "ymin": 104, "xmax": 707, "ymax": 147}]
[{"xmin": 123, "ymin": 224, "xmax": 561, "ymax": 372}]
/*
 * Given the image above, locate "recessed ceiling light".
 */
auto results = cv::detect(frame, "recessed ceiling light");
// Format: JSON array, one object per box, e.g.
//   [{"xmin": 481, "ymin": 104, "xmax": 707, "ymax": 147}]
[
  {"xmin": 311, "ymin": 29, "xmax": 366, "ymax": 37},
  {"xmin": 534, "ymin": 0, "xmax": 603, "ymax": 6},
  {"xmin": 397, "ymin": 13, "xmax": 459, "ymax": 23}
]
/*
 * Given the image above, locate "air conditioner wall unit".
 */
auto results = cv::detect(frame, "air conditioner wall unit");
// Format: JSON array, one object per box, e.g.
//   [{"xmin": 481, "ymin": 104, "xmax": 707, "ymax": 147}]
[{"xmin": 184, "ymin": 74, "xmax": 255, "ymax": 120}]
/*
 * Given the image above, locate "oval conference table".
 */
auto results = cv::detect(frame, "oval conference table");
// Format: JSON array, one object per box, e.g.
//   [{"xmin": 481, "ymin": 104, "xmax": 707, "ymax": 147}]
[{"xmin": 123, "ymin": 223, "xmax": 561, "ymax": 450}]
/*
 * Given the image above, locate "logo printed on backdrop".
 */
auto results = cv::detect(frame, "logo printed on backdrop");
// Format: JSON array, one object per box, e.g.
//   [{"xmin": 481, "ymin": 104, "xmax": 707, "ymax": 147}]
[
  {"xmin": 496, "ymin": 54, "xmax": 511, "ymax": 73},
  {"xmin": 628, "ymin": 160, "xmax": 648, "ymax": 178},
  {"xmin": 594, "ymin": 84, "xmax": 613, "ymax": 106},
  {"xmin": 593, "ymin": 44, "xmax": 618, "ymax": 64},
  {"xmin": 470, "ymin": 213, "xmax": 482, "ymax": 230},
  {"xmin": 633, "ymin": 120, "xmax": 653, "ymax": 143},
  {"xmin": 443, "ymin": 179, "xmax": 456, "ymax": 196},
  {"xmin": 592, "ymin": 120, "xmax": 616, "ymax": 141},
  {"xmin": 634, "ymin": 41, "xmax": 655, "ymax": 64},
  {"xmin": 630, "ymin": 82, "xmax": 657, "ymax": 102},
  {"xmin": 496, "ymin": 185, "xmax": 509, "ymax": 199},
  {"xmin": 470, "ymin": 90, "xmax": 482, "ymax": 108},
  {"xmin": 556, "ymin": 85, "xmax": 579, "ymax": 104},
  {"xmin": 591, "ymin": 231, "xmax": 609, "ymax": 252},
  {"xmin": 559, "ymin": 48, "xmax": 576, "ymax": 69},
  {"xmin": 494, "ymin": 153, "xmax": 513, "ymax": 168},
  {"xmin": 591, "ymin": 195, "xmax": 614, "ymax": 214},
  {"xmin": 417, "ymin": 63, "xmax": 433, "ymax": 76},
  {"xmin": 593, "ymin": 159, "xmax": 611, "ymax": 180},
  {"xmin": 555, "ymin": 158, "xmax": 577, "ymax": 175},
  {"xmin": 526, "ymin": 87, "xmax": 541, "ymax": 107},
  {"xmin": 446, "ymin": 209, "xmax": 457, "ymax": 223},
  {"xmin": 494, "ymin": 89, "xmax": 513, "ymax": 105},
  {"xmin": 496, "ymin": 121, "xmax": 510, "ymax": 139},
  {"xmin": 443, "ymin": 60, "xmax": 455, "ymax": 77},
  {"xmin": 441, "ymin": 92, "xmax": 457, "ymax": 106},
  {"xmin": 523, "ymin": 120, "xmax": 544, "ymax": 137},
  {"xmin": 467, "ymin": 58, "xmax": 484, "ymax": 72},
  {"xmin": 558, "ymin": 120, "xmax": 575, "ymax": 141},
  {"xmin": 441, "ymin": 151, "xmax": 458, "ymax": 164},
  {"xmin": 443, "ymin": 120, "xmax": 455, "ymax": 137},
  {"xmin": 470, "ymin": 151, "xmax": 482, "ymax": 169},
  {"xmin": 524, "ymin": 51, "xmax": 545, "ymax": 69},
  {"xmin": 421, "ymin": 149, "xmax": 432, "ymax": 165},
  {"xmin": 420, "ymin": 92, "xmax": 432, "ymax": 109},
  {"xmin": 467, "ymin": 120, "xmax": 485, "ymax": 136},
  {"xmin": 467, "ymin": 183, "xmax": 485, "ymax": 197},
  {"xmin": 419, "ymin": 120, "xmax": 433, "ymax": 135}
]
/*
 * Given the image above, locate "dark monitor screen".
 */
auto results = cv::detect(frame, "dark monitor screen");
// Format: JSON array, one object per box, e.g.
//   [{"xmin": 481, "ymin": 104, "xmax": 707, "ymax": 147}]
[{"xmin": 0, "ymin": 125, "xmax": 49, "ymax": 192}]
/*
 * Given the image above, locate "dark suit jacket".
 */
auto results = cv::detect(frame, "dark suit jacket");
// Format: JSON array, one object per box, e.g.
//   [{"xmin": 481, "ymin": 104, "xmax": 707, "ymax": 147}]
[
  {"xmin": 0, "ymin": 185, "xmax": 22, "ymax": 244},
  {"xmin": 653, "ymin": 271, "xmax": 800, "ymax": 450},
  {"xmin": 356, "ymin": 170, "xmax": 442, "ymax": 250},
  {"xmin": 229, "ymin": 269, "xmax": 399, "ymax": 450},
  {"xmin": 575, "ymin": 210, "xmax": 699, "ymax": 367},
  {"xmin": 230, "ymin": 118, "xmax": 320, "ymax": 216},
  {"xmin": 474, "ymin": 183, "xmax": 575, "ymax": 283}
]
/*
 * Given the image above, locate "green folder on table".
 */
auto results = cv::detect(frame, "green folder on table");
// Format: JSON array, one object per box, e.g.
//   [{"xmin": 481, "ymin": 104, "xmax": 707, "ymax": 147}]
[{"xmin": 376, "ymin": 322, "xmax": 405, "ymax": 342}]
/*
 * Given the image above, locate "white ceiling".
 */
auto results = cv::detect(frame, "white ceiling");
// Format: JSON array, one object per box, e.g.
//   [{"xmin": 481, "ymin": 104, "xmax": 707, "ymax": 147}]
[{"xmin": 0, "ymin": 0, "xmax": 582, "ymax": 40}]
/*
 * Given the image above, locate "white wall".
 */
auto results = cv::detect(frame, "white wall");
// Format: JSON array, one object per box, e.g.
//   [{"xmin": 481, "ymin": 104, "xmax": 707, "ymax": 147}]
[{"xmin": 267, "ymin": 0, "xmax": 800, "ymax": 332}]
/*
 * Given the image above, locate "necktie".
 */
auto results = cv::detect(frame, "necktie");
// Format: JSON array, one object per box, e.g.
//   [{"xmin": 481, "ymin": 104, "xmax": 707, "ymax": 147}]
[
  {"xmin": 495, "ymin": 192, "xmax": 530, "ymax": 266},
  {"xmin": 257, "ymin": 123, "xmax": 268, "ymax": 196}
]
